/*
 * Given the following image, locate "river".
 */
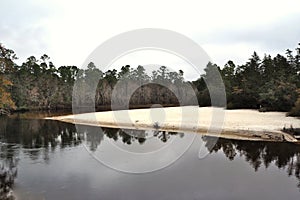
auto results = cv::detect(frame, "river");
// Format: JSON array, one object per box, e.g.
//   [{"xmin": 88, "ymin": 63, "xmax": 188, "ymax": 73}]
[{"xmin": 0, "ymin": 112, "xmax": 300, "ymax": 200}]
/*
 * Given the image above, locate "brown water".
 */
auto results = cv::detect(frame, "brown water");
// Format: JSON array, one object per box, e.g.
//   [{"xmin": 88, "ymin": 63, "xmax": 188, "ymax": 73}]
[{"xmin": 0, "ymin": 112, "xmax": 300, "ymax": 200}]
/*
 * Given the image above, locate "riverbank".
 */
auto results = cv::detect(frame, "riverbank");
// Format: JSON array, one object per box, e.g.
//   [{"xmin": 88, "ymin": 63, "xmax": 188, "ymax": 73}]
[{"xmin": 46, "ymin": 106, "xmax": 300, "ymax": 143}]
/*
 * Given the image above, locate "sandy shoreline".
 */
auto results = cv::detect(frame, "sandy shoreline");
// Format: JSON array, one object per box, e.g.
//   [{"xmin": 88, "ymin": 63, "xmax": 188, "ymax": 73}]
[{"xmin": 46, "ymin": 106, "xmax": 300, "ymax": 143}]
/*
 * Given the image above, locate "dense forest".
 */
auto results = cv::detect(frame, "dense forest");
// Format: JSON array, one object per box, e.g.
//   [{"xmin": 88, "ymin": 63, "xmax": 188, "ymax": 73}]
[{"xmin": 0, "ymin": 43, "xmax": 300, "ymax": 116}]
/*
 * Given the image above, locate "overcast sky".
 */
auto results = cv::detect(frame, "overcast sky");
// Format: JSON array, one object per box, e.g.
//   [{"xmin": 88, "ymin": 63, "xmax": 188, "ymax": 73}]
[{"xmin": 1, "ymin": 0, "xmax": 300, "ymax": 80}]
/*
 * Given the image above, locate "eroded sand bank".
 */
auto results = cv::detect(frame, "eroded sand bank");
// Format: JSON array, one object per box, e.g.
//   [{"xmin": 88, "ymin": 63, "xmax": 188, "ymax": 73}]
[{"xmin": 46, "ymin": 106, "xmax": 300, "ymax": 143}]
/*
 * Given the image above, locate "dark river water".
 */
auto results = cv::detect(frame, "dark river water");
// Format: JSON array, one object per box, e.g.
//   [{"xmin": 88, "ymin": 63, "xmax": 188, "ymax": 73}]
[{"xmin": 1, "ymin": 112, "xmax": 300, "ymax": 200}]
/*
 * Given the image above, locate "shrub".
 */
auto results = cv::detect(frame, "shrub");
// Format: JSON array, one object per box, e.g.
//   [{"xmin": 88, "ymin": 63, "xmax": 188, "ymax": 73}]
[{"xmin": 288, "ymin": 97, "xmax": 300, "ymax": 117}]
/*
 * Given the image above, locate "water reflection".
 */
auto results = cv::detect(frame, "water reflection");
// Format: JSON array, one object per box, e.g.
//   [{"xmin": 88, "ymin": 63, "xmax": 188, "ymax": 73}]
[
  {"xmin": 0, "ymin": 115, "xmax": 183, "ymax": 151},
  {"xmin": 0, "ymin": 143, "xmax": 18, "ymax": 200},
  {"xmin": 0, "ymin": 115, "xmax": 184, "ymax": 198},
  {"xmin": 1, "ymin": 114, "xmax": 300, "ymax": 199},
  {"xmin": 203, "ymin": 136, "xmax": 300, "ymax": 188},
  {"xmin": 77, "ymin": 124, "xmax": 183, "ymax": 151}
]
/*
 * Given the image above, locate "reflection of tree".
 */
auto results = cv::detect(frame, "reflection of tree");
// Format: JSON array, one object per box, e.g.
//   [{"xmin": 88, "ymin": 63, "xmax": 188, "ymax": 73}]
[
  {"xmin": 117, "ymin": 129, "xmax": 181, "ymax": 144},
  {"xmin": 1, "ymin": 115, "xmax": 184, "ymax": 155},
  {"xmin": 0, "ymin": 116, "xmax": 85, "ymax": 199},
  {"xmin": 104, "ymin": 128, "xmax": 119, "ymax": 141},
  {"xmin": 203, "ymin": 136, "xmax": 300, "ymax": 189},
  {"xmin": 0, "ymin": 115, "xmax": 185, "ymax": 197},
  {"xmin": 153, "ymin": 131, "xmax": 180, "ymax": 143},
  {"xmin": 84, "ymin": 126, "xmax": 104, "ymax": 151},
  {"xmin": 0, "ymin": 144, "xmax": 18, "ymax": 200},
  {"xmin": 84, "ymin": 127, "xmax": 183, "ymax": 151},
  {"xmin": 1, "ymin": 117, "xmax": 82, "ymax": 150}
]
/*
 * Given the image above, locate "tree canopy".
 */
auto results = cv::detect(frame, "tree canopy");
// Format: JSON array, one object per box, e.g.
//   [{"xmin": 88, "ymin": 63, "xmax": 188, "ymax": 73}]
[{"xmin": 0, "ymin": 42, "xmax": 299, "ymax": 116}]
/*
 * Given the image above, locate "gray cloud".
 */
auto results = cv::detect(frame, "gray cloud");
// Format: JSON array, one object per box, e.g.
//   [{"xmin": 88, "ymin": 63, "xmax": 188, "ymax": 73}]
[
  {"xmin": 0, "ymin": 0, "xmax": 53, "ymax": 63},
  {"xmin": 1, "ymin": 0, "xmax": 299, "ymax": 68},
  {"xmin": 203, "ymin": 13, "xmax": 300, "ymax": 52}
]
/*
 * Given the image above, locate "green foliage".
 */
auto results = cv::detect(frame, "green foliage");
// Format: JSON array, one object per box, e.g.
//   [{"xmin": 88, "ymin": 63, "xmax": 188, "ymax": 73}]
[
  {"xmin": 194, "ymin": 43, "xmax": 300, "ymax": 115},
  {"xmin": 259, "ymin": 81, "xmax": 297, "ymax": 111},
  {"xmin": 288, "ymin": 89, "xmax": 300, "ymax": 117},
  {"xmin": 289, "ymin": 98, "xmax": 300, "ymax": 117}
]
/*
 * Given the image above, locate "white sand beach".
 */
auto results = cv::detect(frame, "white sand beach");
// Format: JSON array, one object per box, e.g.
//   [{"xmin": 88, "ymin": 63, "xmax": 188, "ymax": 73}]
[{"xmin": 47, "ymin": 106, "xmax": 300, "ymax": 142}]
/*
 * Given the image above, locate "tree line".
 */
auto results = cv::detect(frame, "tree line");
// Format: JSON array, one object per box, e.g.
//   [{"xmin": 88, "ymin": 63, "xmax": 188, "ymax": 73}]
[
  {"xmin": 0, "ymin": 43, "xmax": 300, "ymax": 116},
  {"xmin": 194, "ymin": 44, "xmax": 300, "ymax": 116}
]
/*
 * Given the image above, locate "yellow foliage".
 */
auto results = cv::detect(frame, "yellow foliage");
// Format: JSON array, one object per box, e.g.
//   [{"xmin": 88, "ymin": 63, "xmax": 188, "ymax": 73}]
[{"xmin": 0, "ymin": 75, "xmax": 16, "ymax": 110}]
